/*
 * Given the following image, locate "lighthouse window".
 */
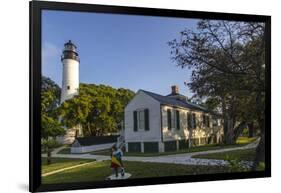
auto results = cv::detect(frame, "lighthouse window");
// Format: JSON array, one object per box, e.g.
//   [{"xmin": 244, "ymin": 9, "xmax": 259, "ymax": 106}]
[{"xmin": 67, "ymin": 86, "xmax": 70, "ymax": 90}]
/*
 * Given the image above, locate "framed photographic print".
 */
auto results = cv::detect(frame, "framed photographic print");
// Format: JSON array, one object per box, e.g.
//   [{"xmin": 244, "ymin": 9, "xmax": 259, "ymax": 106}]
[{"xmin": 30, "ymin": 0, "xmax": 271, "ymax": 192}]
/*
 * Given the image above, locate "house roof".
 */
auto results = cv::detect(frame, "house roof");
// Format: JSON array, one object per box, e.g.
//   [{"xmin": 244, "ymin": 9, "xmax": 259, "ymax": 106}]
[
  {"xmin": 139, "ymin": 89, "xmax": 213, "ymax": 114},
  {"xmin": 166, "ymin": 93, "xmax": 186, "ymax": 98},
  {"xmin": 74, "ymin": 135, "xmax": 119, "ymax": 146}
]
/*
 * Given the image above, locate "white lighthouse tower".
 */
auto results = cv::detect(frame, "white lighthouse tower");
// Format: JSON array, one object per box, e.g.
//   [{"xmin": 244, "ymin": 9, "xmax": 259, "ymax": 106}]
[
  {"xmin": 60, "ymin": 40, "xmax": 80, "ymax": 104},
  {"xmin": 58, "ymin": 40, "xmax": 82, "ymax": 144}
]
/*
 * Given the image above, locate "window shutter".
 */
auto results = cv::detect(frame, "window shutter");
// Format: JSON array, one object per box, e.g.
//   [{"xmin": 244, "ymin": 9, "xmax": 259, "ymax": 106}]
[
  {"xmin": 167, "ymin": 109, "xmax": 171, "ymax": 130},
  {"xmin": 207, "ymin": 116, "xmax": 210, "ymax": 127},
  {"xmin": 187, "ymin": 113, "xmax": 192, "ymax": 130},
  {"xmin": 144, "ymin": 109, "xmax": 149, "ymax": 131},
  {"xmin": 203, "ymin": 115, "xmax": 206, "ymax": 126},
  {"xmin": 176, "ymin": 110, "xmax": 180, "ymax": 130},
  {"xmin": 193, "ymin": 113, "xmax": 196, "ymax": 129},
  {"xmin": 133, "ymin": 111, "xmax": 138, "ymax": 131}
]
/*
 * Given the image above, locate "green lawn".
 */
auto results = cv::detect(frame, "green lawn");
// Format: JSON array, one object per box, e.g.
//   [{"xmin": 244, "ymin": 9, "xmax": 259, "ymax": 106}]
[
  {"xmin": 42, "ymin": 157, "xmax": 94, "ymax": 174},
  {"xmin": 42, "ymin": 159, "xmax": 244, "ymax": 184},
  {"xmin": 192, "ymin": 148, "xmax": 256, "ymax": 161},
  {"xmin": 236, "ymin": 137, "xmax": 257, "ymax": 145}
]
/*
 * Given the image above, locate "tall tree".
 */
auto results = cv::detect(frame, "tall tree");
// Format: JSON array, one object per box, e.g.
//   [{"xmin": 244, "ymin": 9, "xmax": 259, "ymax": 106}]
[
  {"xmin": 58, "ymin": 83, "xmax": 135, "ymax": 136},
  {"xmin": 168, "ymin": 20, "xmax": 265, "ymax": 167},
  {"xmin": 41, "ymin": 76, "xmax": 65, "ymax": 164}
]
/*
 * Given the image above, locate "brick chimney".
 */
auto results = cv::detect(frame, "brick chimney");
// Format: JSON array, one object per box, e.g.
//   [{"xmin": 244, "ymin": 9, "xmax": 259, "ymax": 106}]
[{"xmin": 171, "ymin": 85, "xmax": 179, "ymax": 95}]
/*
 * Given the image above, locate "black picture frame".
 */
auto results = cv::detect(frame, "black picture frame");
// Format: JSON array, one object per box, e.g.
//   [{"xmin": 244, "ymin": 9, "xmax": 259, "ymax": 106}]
[{"xmin": 30, "ymin": 1, "xmax": 271, "ymax": 192}]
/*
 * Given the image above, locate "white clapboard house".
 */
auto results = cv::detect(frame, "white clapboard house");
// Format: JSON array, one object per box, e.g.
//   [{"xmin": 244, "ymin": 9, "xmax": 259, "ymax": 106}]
[{"xmin": 124, "ymin": 85, "xmax": 223, "ymax": 153}]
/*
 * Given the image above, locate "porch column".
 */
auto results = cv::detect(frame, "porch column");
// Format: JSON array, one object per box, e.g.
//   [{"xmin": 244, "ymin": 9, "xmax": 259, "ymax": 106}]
[
  {"xmin": 125, "ymin": 143, "xmax": 129, "ymax": 152},
  {"xmin": 141, "ymin": 142, "xmax": 144, "ymax": 153},
  {"xmin": 159, "ymin": 141, "xmax": 164, "ymax": 152}
]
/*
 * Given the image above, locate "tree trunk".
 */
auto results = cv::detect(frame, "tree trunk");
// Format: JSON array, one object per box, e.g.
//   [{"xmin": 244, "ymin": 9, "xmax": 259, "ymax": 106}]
[
  {"xmin": 223, "ymin": 96, "xmax": 239, "ymax": 144},
  {"xmin": 252, "ymin": 91, "xmax": 265, "ymax": 170},
  {"xmin": 225, "ymin": 119, "xmax": 232, "ymax": 144},
  {"xmin": 251, "ymin": 32, "xmax": 265, "ymax": 170},
  {"xmin": 252, "ymin": 126, "xmax": 265, "ymax": 170},
  {"xmin": 221, "ymin": 96, "xmax": 228, "ymax": 144},
  {"xmin": 233, "ymin": 121, "xmax": 247, "ymax": 141},
  {"xmin": 87, "ymin": 123, "xmax": 92, "ymax": 136},
  {"xmin": 248, "ymin": 122, "xmax": 254, "ymax": 138},
  {"xmin": 47, "ymin": 148, "xmax": 52, "ymax": 165}
]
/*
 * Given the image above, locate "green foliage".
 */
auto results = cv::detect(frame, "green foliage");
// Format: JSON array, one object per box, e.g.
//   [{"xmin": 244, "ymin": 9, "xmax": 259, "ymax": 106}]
[
  {"xmin": 168, "ymin": 20, "xmax": 265, "ymax": 145},
  {"xmin": 41, "ymin": 76, "xmax": 135, "ymax": 139},
  {"xmin": 200, "ymin": 97, "xmax": 221, "ymax": 112},
  {"xmin": 41, "ymin": 115, "xmax": 65, "ymax": 139},
  {"xmin": 41, "ymin": 138, "xmax": 63, "ymax": 165},
  {"xmin": 224, "ymin": 156, "xmax": 248, "ymax": 172},
  {"xmin": 41, "ymin": 138, "xmax": 61, "ymax": 152},
  {"xmin": 257, "ymin": 162, "xmax": 265, "ymax": 170},
  {"xmin": 41, "ymin": 76, "xmax": 61, "ymax": 114},
  {"xmin": 242, "ymin": 127, "xmax": 249, "ymax": 136},
  {"xmin": 41, "ymin": 76, "xmax": 65, "ymax": 164},
  {"xmin": 59, "ymin": 83, "xmax": 135, "ymax": 136},
  {"xmin": 41, "ymin": 76, "xmax": 65, "ymax": 139}
]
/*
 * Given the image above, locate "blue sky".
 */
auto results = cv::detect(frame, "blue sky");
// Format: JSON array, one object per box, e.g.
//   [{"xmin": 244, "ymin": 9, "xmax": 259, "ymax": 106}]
[{"xmin": 42, "ymin": 10, "xmax": 198, "ymax": 97}]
